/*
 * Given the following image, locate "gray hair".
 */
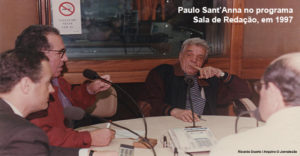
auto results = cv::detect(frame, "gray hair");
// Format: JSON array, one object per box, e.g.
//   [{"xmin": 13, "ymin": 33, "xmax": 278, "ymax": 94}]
[
  {"xmin": 180, "ymin": 38, "xmax": 210, "ymax": 58},
  {"xmin": 263, "ymin": 52, "xmax": 300, "ymax": 106}
]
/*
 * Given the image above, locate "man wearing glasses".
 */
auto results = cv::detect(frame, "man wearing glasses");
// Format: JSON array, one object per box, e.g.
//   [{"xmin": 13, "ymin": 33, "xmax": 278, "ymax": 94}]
[
  {"xmin": 15, "ymin": 25, "xmax": 116, "ymax": 148},
  {"xmin": 0, "ymin": 49, "xmax": 117, "ymax": 156},
  {"xmin": 210, "ymin": 52, "xmax": 300, "ymax": 156}
]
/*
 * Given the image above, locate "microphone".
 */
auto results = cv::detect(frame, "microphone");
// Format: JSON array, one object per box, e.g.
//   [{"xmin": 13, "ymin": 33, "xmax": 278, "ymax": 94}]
[
  {"xmin": 63, "ymin": 106, "xmax": 85, "ymax": 120},
  {"xmin": 63, "ymin": 106, "xmax": 86, "ymax": 128},
  {"xmin": 184, "ymin": 75, "xmax": 194, "ymax": 88},
  {"xmin": 83, "ymin": 69, "xmax": 101, "ymax": 80},
  {"xmin": 184, "ymin": 75, "xmax": 199, "ymax": 128},
  {"xmin": 234, "ymin": 109, "xmax": 264, "ymax": 133},
  {"xmin": 83, "ymin": 69, "xmax": 157, "ymax": 150},
  {"xmin": 84, "ymin": 69, "xmax": 140, "ymax": 117}
]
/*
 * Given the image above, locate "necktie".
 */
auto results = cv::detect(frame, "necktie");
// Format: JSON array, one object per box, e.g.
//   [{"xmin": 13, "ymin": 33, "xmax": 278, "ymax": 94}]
[
  {"xmin": 186, "ymin": 76, "xmax": 206, "ymax": 115},
  {"xmin": 52, "ymin": 78, "xmax": 73, "ymax": 108}
]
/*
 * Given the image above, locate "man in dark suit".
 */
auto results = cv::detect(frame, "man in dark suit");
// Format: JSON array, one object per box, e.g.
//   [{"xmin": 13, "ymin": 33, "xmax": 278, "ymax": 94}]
[
  {"xmin": 0, "ymin": 49, "xmax": 117, "ymax": 156},
  {"xmin": 139, "ymin": 38, "xmax": 252, "ymax": 122}
]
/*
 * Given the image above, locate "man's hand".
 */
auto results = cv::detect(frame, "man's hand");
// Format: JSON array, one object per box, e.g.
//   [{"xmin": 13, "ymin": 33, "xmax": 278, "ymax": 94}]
[
  {"xmin": 196, "ymin": 66, "xmax": 224, "ymax": 79},
  {"xmin": 170, "ymin": 108, "xmax": 200, "ymax": 122},
  {"xmin": 93, "ymin": 151, "xmax": 118, "ymax": 156},
  {"xmin": 87, "ymin": 75, "xmax": 111, "ymax": 94},
  {"xmin": 90, "ymin": 128, "xmax": 115, "ymax": 146}
]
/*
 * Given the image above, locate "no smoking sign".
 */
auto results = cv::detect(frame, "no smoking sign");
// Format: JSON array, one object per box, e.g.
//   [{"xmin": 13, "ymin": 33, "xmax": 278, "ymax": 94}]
[
  {"xmin": 59, "ymin": 2, "xmax": 75, "ymax": 16},
  {"xmin": 52, "ymin": 0, "xmax": 82, "ymax": 34}
]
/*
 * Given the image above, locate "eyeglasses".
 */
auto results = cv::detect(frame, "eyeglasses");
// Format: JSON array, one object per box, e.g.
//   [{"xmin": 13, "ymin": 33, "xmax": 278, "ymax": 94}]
[
  {"xmin": 253, "ymin": 81, "xmax": 265, "ymax": 94},
  {"xmin": 46, "ymin": 48, "xmax": 66, "ymax": 58}
]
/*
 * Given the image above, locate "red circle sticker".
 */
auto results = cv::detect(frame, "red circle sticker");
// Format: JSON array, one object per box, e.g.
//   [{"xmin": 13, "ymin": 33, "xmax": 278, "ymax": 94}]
[{"xmin": 59, "ymin": 2, "xmax": 75, "ymax": 16}]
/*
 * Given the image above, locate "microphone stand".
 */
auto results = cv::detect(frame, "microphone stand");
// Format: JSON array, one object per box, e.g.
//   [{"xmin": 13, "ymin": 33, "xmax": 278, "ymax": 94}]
[
  {"xmin": 83, "ymin": 69, "xmax": 157, "ymax": 149},
  {"xmin": 235, "ymin": 110, "xmax": 260, "ymax": 134},
  {"xmin": 96, "ymin": 118, "xmax": 157, "ymax": 156},
  {"xmin": 108, "ymin": 80, "xmax": 157, "ymax": 148},
  {"xmin": 186, "ymin": 83, "xmax": 196, "ymax": 128},
  {"xmin": 185, "ymin": 76, "xmax": 201, "ymax": 128}
]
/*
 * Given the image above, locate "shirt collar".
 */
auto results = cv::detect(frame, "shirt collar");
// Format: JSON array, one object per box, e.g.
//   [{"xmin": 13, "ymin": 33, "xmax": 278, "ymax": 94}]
[{"xmin": 2, "ymin": 99, "xmax": 24, "ymax": 118}]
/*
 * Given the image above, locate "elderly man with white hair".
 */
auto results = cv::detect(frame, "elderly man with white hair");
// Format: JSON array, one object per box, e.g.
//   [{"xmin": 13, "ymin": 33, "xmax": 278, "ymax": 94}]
[{"xmin": 139, "ymin": 37, "xmax": 252, "ymax": 122}]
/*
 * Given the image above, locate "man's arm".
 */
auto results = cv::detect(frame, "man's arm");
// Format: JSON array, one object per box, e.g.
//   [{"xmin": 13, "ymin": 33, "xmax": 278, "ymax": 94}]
[
  {"xmin": 194, "ymin": 66, "xmax": 252, "ymax": 106},
  {"xmin": 69, "ymin": 82, "xmax": 97, "ymax": 110},
  {"xmin": 46, "ymin": 126, "xmax": 92, "ymax": 148},
  {"xmin": 64, "ymin": 76, "xmax": 115, "ymax": 115},
  {"xmin": 139, "ymin": 69, "xmax": 169, "ymax": 116},
  {"xmin": 217, "ymin": 74, "xmax": 252, "ymax": 106},
  {"xmin": 33, "ymin": 118, "xmax": 114, "ymax": 148},
  {"xmin": 89, "ymin": 87, "xmax": 118, "ymax": 118}
]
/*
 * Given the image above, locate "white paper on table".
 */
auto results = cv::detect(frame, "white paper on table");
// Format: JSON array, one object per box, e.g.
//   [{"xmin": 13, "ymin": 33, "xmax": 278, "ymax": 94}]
[
  {"xmin": 115, "ymin": 129, "xmax": 145, "ymax": 139},
  {"xmin": 76, "ymin": 126, "xmax": 145, "ymax": 139}
]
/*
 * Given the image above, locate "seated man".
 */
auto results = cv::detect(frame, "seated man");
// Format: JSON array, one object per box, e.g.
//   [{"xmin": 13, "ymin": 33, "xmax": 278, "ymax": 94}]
[
  {"xmin": 15, "ymin": 25, "xmax": 116, "ymax": 148},
  {"xmin": 0, "ymin": 49, "xmax": 116, "ymax": 156},
  {"xmin": 210, "ymin": 52, "xmax": 300, "ymax": 156},
  {"xmin": 139, "ymin": 38, "xmax": 252, "ymax": 122}
]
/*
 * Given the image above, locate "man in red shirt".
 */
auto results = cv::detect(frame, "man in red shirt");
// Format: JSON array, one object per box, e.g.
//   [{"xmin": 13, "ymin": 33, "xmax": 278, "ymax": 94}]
[{"xmin": 15, "ymin": 25, "xmax": 115, "ymax": 148}]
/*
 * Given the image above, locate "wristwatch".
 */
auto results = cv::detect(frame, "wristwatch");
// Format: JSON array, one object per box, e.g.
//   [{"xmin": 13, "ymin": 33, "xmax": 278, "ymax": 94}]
[{"xmin": 220, "ymin": 71, "xmax": 225, "ymax": 77}]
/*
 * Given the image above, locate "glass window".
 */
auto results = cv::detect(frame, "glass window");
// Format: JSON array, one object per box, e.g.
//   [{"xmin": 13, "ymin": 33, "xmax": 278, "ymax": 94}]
[{"xmin": 53, "ymin": 0, "xmax": 225, "ymax": 60}]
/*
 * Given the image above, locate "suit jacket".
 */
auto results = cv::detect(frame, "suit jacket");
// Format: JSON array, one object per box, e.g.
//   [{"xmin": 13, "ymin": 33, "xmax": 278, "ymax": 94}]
[
  {"xmin": 140, "ymin": 63, "xmax": 252, "ymax": 116},
  {"xmin": 0, "ymin": 99, "xmax": 79, "ymax": 156}
]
